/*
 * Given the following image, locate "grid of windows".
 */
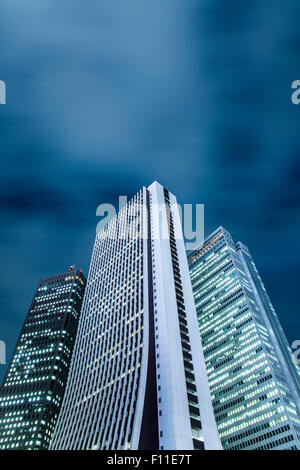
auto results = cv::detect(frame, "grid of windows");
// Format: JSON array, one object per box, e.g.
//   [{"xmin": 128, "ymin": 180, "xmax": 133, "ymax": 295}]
[
  {"xmin": 188, "ymin": 227, "xmax": 300, "ymax": 450},
  {"xmin": 0, "ymin": 269, "xmax": 86, "ymax": 450},
  {"xmin": 50, "ymin": 189, "xmax": 148, "ymax": 450}
]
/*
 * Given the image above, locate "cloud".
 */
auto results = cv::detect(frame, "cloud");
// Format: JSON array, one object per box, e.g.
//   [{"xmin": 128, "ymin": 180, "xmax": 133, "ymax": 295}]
[{"xmin": 1, "ymin": 0, "xmax": 300, "ymax": 380}]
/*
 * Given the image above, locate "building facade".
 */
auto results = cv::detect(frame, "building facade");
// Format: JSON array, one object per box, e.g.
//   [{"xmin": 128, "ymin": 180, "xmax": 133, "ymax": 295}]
[
  {"xmin": 50, "ymin": 182, "xmax": 221, "ymax": 450},
  {"xmin": 0, "ymin": 268, "xmax": 86, "ymax": 450},
  {"xmin": 188, "ymin": 227, "xmax": 300, "ymax": 450}
]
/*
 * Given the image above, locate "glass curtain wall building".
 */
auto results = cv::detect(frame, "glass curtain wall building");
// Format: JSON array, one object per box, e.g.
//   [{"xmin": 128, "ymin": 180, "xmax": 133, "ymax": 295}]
[
  {"xmin": 0, "ymin": 268, "xmax": 86, "ymax": 450},
  {"xmin": 188, "ymin": 227, "xmax": 300, "ymax": 450},
  {"xmin": 50, "ymin": 182, "xmax": 221, "ymax": 450}
]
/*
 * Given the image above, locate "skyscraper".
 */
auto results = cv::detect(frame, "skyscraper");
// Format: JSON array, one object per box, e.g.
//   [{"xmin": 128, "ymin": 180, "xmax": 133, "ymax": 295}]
[
  {"xmin": 0, "ymin": 267, "xmax": 86, "ymax": 450},
  {"xmin": 188, "ymin": 227, "xmax": 300, "ymax": 450},
  {"xmin": 50, "ymin": 182, "xmax": 221, "ymax": 450}
]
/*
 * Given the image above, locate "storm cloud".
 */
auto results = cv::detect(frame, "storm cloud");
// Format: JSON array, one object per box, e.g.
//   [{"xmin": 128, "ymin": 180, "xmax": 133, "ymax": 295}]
[{"xmin": 0, "ymin": 0, "xmax": 300, "ymax": 379}]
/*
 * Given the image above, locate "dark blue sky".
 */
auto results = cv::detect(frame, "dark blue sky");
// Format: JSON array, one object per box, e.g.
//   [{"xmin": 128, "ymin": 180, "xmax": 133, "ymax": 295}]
[{"xmin": 1, "ymin": 0, "xmax": 300, "ymax": 381}]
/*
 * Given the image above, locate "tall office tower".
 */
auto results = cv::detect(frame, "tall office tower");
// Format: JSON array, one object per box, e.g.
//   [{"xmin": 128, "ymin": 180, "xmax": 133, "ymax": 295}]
[
  {"xmin": 188, "ymin": 227, "xmax": 300, "ymax": 450},
  {"xmin": 0, "ymin": 267, "xmax": 86, "ymax": 450},
  {"xmin": 50, "ymin": 182, "xmax": 221, "ymax": 450}
]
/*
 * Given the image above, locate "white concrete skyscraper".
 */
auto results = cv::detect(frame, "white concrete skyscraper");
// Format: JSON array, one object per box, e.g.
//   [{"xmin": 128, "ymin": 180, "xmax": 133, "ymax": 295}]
[{"xmin": 50, "ymin": 182, "xmax": 221, "ymax": 450}]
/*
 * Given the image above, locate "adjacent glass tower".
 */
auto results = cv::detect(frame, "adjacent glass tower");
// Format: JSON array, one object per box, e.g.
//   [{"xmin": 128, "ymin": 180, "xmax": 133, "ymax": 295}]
[
  {"xmin": 188, "ymin": 227, "xmax": 300, "ymax": 450},
  {"xmin": 0, "ymin": 268, "xmax": 86, "ymax": 450},
  {"xmin": 50, "ymin": 182, "xmax": 221, "ymax": 450}
]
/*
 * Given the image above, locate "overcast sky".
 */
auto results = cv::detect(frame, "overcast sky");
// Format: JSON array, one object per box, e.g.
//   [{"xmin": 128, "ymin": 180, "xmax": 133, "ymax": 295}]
[{"xmin": 1, "ymin": 0, "xmax": 300, "ymax": 380}]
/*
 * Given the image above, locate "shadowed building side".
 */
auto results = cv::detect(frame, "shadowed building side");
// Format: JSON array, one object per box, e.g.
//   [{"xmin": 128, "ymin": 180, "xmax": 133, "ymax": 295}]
[{"xmin": 0, "ymin": 268, "xmax": 86, "ymax": 450}]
